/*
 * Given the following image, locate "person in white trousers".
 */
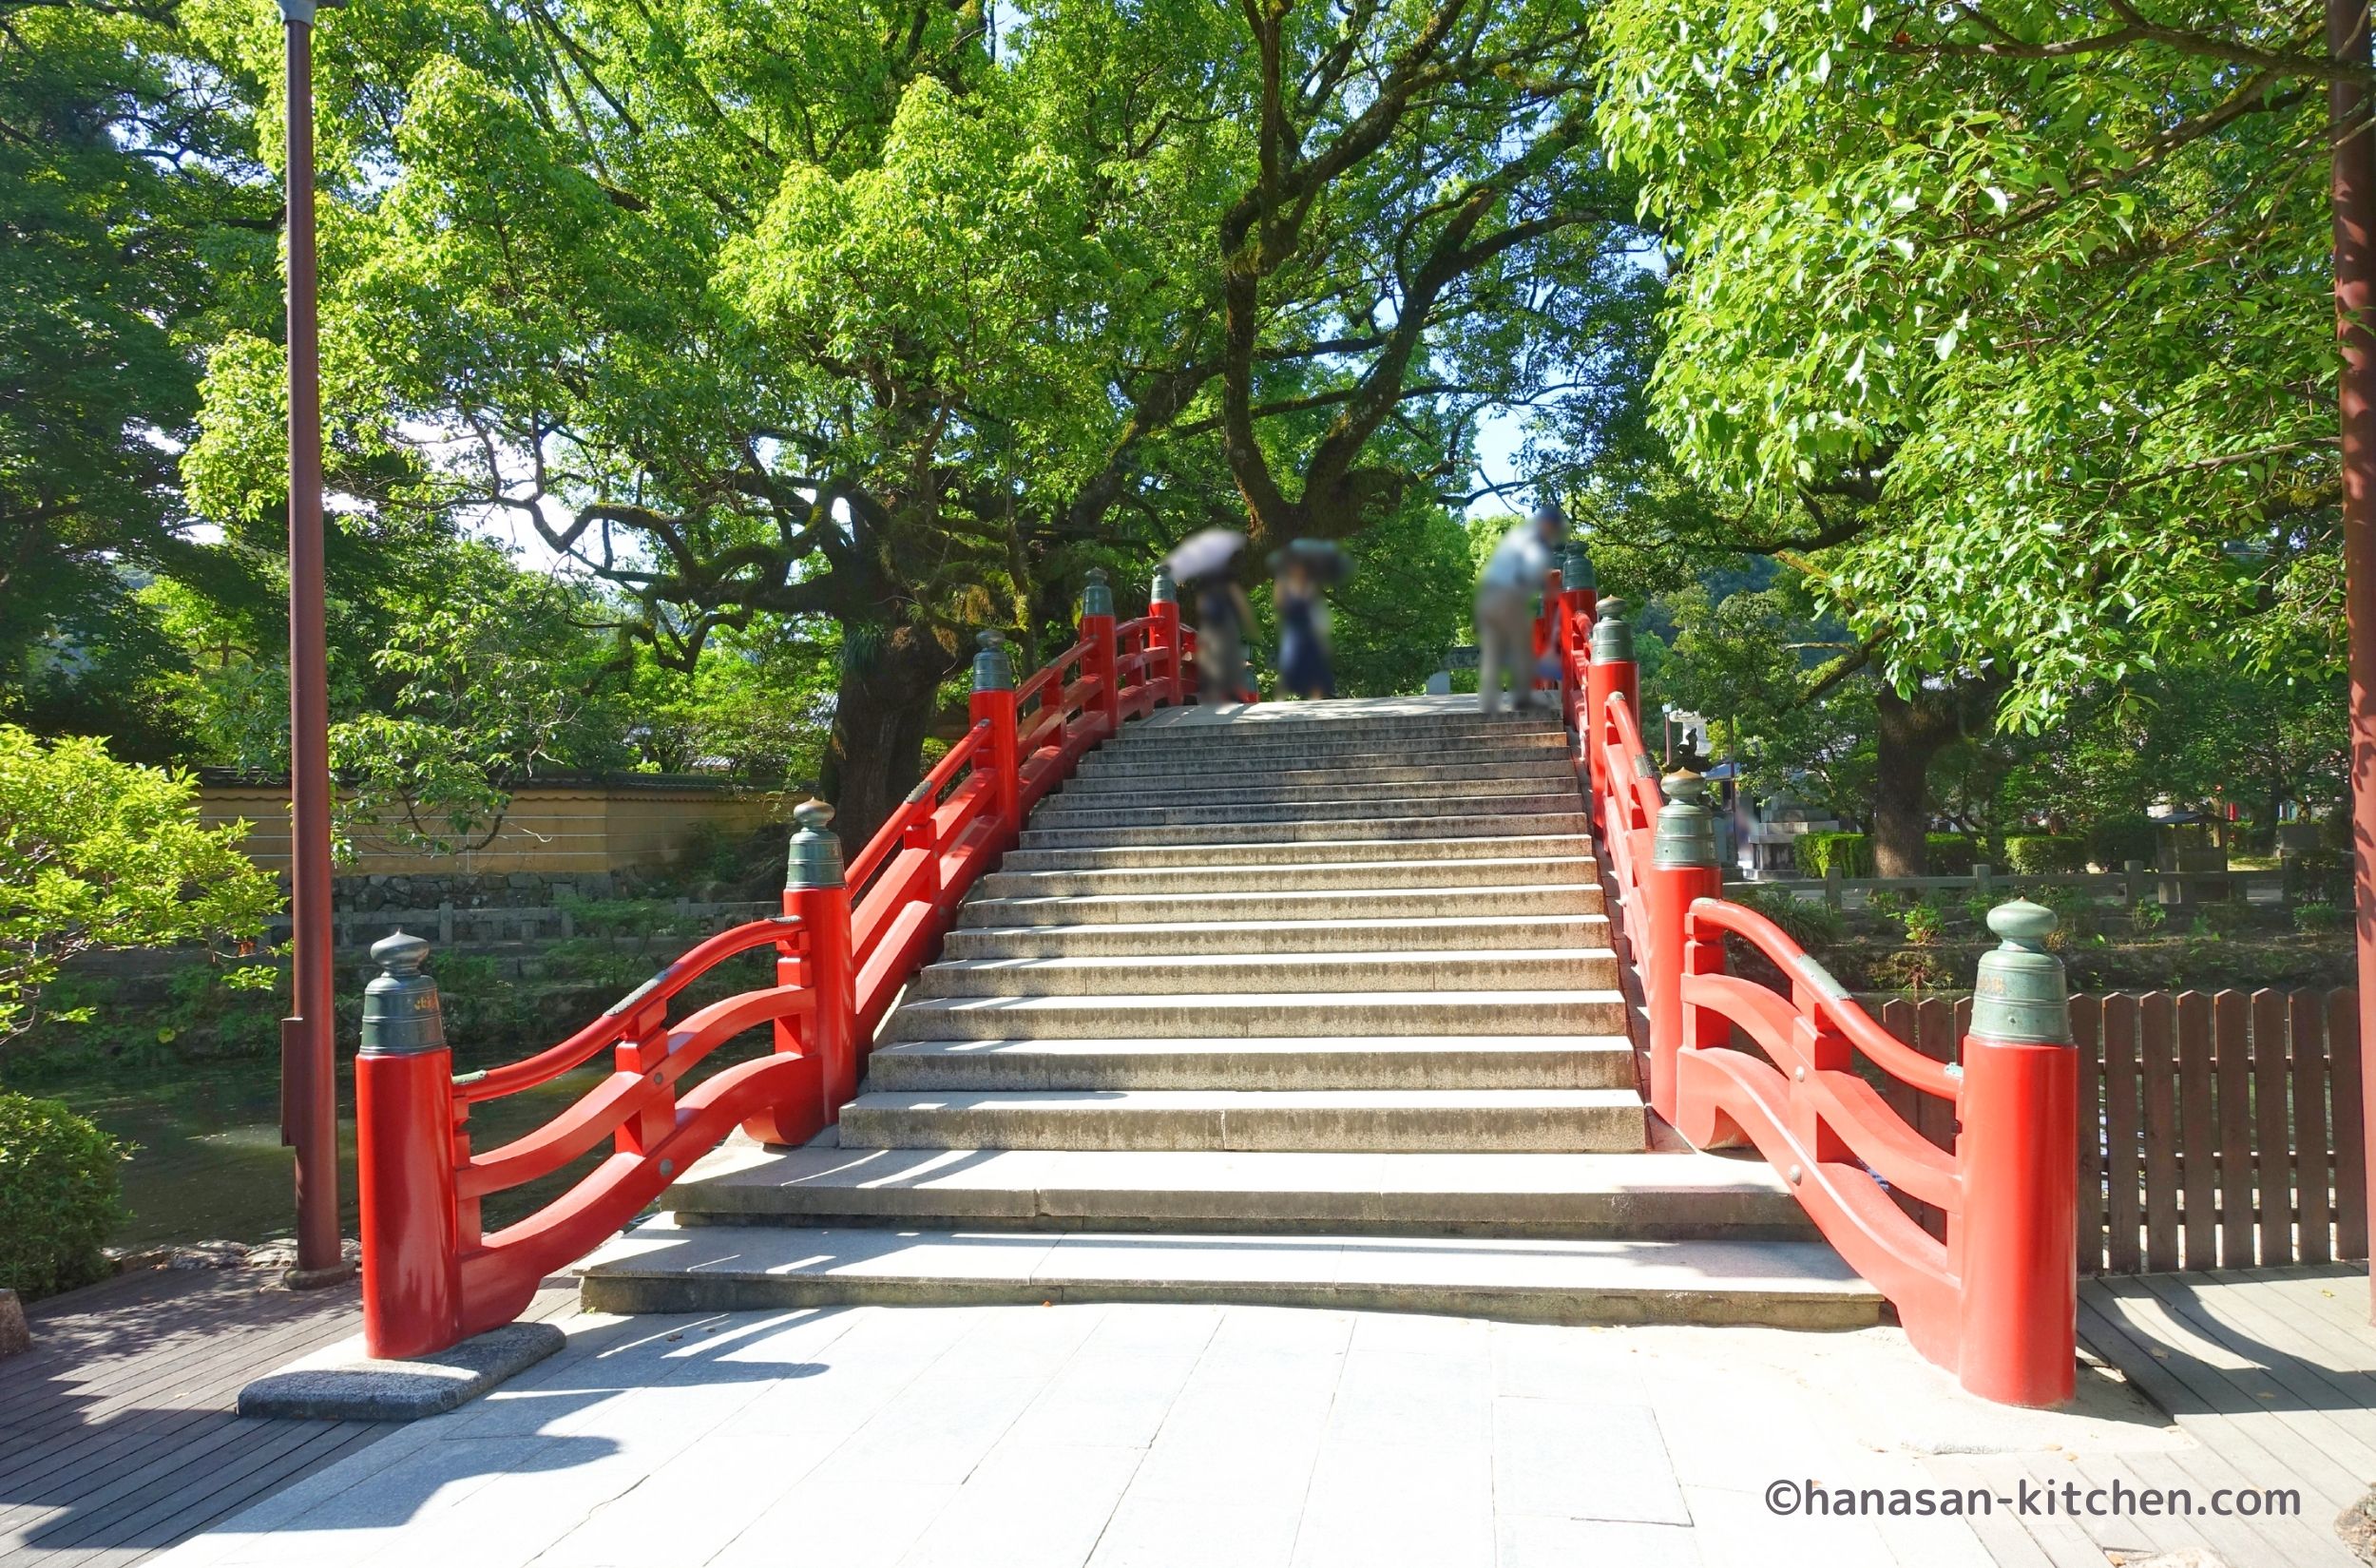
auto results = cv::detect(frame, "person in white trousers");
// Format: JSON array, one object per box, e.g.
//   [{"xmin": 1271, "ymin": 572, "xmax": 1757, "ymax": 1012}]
[{"xmin": 1475, "ymin": 505, "xmax": 1563, "ymax": 715}]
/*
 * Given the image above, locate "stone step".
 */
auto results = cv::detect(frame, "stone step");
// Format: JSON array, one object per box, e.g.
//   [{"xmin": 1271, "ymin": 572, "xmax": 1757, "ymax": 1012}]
[
  {"xmin": 1029, "ymin": 795, "xmax": 1585, "ymax": 831},
  {"xmin": 880, "ymin": 987, "xmax": 1629, "ymax": 1041},
  {"xmin": 1051, "ymin": 774, "xmax": 1570, "ymax": 809},
  {"xmin": 1067, "ymin": 756, "xmax": 1572, "ymax": 790},
  {"xmin": 998, "ymin": 832, "xmax": 1595, "ymax": 870},
  {"xmin": 863, "ymin": 1034, "xmax": 1636, "ymax": 1091},
  {"xmin": 1015, "ymin": 814, "xmax": 1590, "ymax": 848},
  {"xmin": 656, "ymin": 1142, "xmax": 1819, "ymax": 1240},
  {"xmin": 975, "ymin": 854, "xmax": 1598, "ymax": 898},
  {"xmin": 1113, "ymin": 711, "xmax": 1561, "ymax": 747},
  {"xmin": 941, "ymin": 912, "xmax": 1610, "ymax": 957},
  {"xmin": 579, "ymin": 1218, "xmax": 1883, "ymax": 1329},
  {"xmin": 1099, "ymin": 732, "xmax": 1568, "ymax": 766},
  {"xmin": 834, "ymin": 1087, "xmax": 1647, "ymax": 1153},
  {"xmin": 956, "ymin": 882, "xmax": 1603, "ymax": 928},
  {"xmin": 906, "ymin": 947, "xmax": 1619, "ymax": 999}
]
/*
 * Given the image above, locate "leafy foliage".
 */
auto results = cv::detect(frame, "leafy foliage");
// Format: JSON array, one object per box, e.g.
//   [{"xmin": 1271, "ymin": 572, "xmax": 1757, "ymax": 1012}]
[
  {"xmin": 0, "ymin": 1092, "xmax": 127, "ymax": 1297},
  {"xmin": 0, "ymin": 0, "xmax": 276, "ymax": 722},
  {"xmin": 1594, "ymin": 0, "xmax": 2348, "ymax": 722},
  {"xmin": 0, "ymin": 726, "xmax": 279, "ymax": 1040},
  {"xmin": 2003, "ymin": 835, "xmax": 2086, "ymax": 875},
  {"xmin": 1796, "ymin": 832, "xmax": 1869, "ymax": 880},
  {"xmin": 1728, "ymin": 885, "xmax": 1845, "ymax": 950}
]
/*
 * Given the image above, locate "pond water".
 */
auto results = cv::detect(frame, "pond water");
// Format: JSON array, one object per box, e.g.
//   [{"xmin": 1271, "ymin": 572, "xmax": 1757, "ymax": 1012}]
[{"xmin": 46, "ymin": 1057, "xmax": 661, "ymax": 1251}]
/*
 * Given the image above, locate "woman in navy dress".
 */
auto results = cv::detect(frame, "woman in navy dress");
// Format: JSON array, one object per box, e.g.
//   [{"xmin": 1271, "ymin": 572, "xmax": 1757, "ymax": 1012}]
[{"xmin": 1274, "ymin": 559, "xmax": 1334, "ymax": 699}]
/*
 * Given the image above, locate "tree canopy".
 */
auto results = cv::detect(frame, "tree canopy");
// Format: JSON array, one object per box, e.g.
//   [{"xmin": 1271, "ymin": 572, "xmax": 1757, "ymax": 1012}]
[
  {"xmin": 1594, "ymin": 0, "xmax": 2347, "ymax": 724},
  {"xmin": 169, "ymin": 0, "xmax": 1646, "ymax": 834}
]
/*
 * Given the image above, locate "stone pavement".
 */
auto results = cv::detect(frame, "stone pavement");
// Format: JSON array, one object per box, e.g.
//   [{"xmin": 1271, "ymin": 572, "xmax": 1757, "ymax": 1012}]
[{"xmin": 147, "ymin": 1300, "xmax": 2255, "ymax": 1568}]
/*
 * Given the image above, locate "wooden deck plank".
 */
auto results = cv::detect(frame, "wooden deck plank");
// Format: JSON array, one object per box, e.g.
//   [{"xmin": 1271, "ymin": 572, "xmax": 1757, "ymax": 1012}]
[
  {"xmin": 2141, "ymin": 992, "xmax": 2181, "ymax": 1272},
  {"xmin": 2146, "ymin": 1270, "xmax": 2376, "ymax": 1418},
  {"xmin": 2102, "ymin": 1275, "xmax": 2376, "ymax": 1475},
  {"xmin": 2177, "ymin": 991, "xmax": 2217, "ymax": 1269},
  {"xmin": 2254, "ymin": 990, "xmax": 2294, "ymax": 1267},
  {"xmin": 2149, "ymin": 1435, "xmax": 2361, "ymax": 1568},
  {"xmin": 0, "ymin": 1310, "xmax": 372, "ymax": 1503},
  {"xmin": 13, "ymin": 1420, "xmax": 335, "ymax": 1558},
  {"xmin": 2296, "ymin": 989, "xmax": 2335, "ymax": 1265},
  {"xmin": 0, "ymin": 1269, "xmax": 396, "ymax": 1568},
  {"xmin": 2075, "ymin": 1292, "xmax": 2370, "ymax": 1506},
  {"xmin": 2106, "ymin": 995, "xmax": 2143, "ymax": 1272},
  {"xmin": 1918, "ymin": 1455, "xmax": 2057, "ymax": 1568},
  {"xmin": 2217, "ymin": 991, "xmax": 2256, "ymax": 1267},
  {"xmin": 27, "ymin": 1422, "xmax": 379, "ymax": 1565},
  {"xmin": 2230, "ymin": 1262, "xmax": 2375, "ymax": 1331},
  {"xmin": 3, "ymin": 1287, "xmax": 359, "ymax": 1442},
  {"xmin": 2076, "ymin": 1267, "xmax": 2376, "ymax": 1568}
]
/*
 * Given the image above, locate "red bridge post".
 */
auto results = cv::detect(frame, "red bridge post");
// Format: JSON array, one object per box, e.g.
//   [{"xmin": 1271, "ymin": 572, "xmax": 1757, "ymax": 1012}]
[
  {"xmin": 1148, "ymin": 565, "xmax": 1184, "ymax": 707},
  {"xmin": 1081, "ymin": 568, "xmax": 1121, "ymax": 737},
  {"xmin": 970, "ymin": 631, "xmax": 1022, "ymax": 846},
  {"xmin": 786, "ymin": 802, "xmax": 857, "ymax": 1124},
  {"xmin": 354, "ymin": 931, "xmax": 460, "ymax": 1359},
  {"xmin": 1954, "ymin": 900, "xmax": 2079, "ymax": 1405},
  {"xmin": 1584, "ymin": 598, "xmax": 1638, "ymax": 812},
  {"xmin": 1560, "ymin": 545, "xmax": 1597, "ymax": 733},
  {"xmin": 1536, "ymin": 562, "xmax": 1562, "ymax": 708},
  {"xmin": 1647, "ymin": 772, "xmax": 1722, "ymax": 1124}
]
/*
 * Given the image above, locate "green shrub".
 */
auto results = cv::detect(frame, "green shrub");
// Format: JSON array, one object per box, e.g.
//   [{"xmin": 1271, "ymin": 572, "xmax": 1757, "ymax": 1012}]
[
  {"xmin": 1900, "ymin": 900, "xmax": 1945, "ymax": 946},
  {"xmin": 1730, "ymin": 886, "xmax": 1845, "ymax": 951},
  {"xmin": 2029, "ymin": 883, "xmax": 2098, "ymax": 947},
  {"xmin": 1797, "ymin": 832, "xmax": 1868, "ymax": 879},
  {"xmin": 2087, "ymin": 814, "xmax": 2156, "ymax": 870},
  {"xmin": 0, "ymin": 1092, "xmax": 126, "ymax": 1298},
  {"xmin": 2130, "ymin": 899, "xmax": 2167, "ymax": 931},
  {"xmin": 1874, "ymin": 944, "xmax": 1955, "ymax": 993},
  {"xmin": 2004, "ymin": 834, "xmax": 2087, "ymax": 875},
  {"xmin": 1866, "ymin": 888, "xmax": 1904, "ymax": 917},
  {"xmin": 2294, "ymin": 900, "xmax": 2350, "ymax": 933},
  {"xmin": 1926, "ymin": 833, "xmax": 1978, "ymax": 875}
]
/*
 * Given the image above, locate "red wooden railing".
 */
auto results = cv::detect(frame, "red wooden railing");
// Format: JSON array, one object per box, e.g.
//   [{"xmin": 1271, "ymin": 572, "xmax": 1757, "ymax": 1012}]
[
  {"xmin": 1542, "ymin": 579, "xmax": 2079, "ymax": 1405},
  {"xmin": 353, "ymin": 569, "xmax": 1191, "ymax": 1359}
]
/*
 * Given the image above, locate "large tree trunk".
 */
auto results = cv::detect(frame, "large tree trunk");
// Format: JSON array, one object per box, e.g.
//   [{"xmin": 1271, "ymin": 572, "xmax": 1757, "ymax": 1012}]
[
  {"xmin": 1868, "ymin": 679, "xmax": 2001, "ymax": 877},
  {"xmin": 1870, "ymin": 685, "xmax": 1945, "ymax": 877},
  {"xmin": 819, "ymin": 621, "xmax": 962, "ymax": 850}
]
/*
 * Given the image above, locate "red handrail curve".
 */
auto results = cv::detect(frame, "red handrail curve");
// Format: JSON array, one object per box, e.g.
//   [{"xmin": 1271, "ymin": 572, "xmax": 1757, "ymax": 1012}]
[
  {"xmin": 1546, "ymin": 582, "xmax": 2076, "ymax": 1405},
  {"xmin": 354, "ymin": 583, "xmax": 1187, "ymax": 1359},
  {"xmin": 454, "ymin": 916, "xmax": 805, "ymax": 1105}
]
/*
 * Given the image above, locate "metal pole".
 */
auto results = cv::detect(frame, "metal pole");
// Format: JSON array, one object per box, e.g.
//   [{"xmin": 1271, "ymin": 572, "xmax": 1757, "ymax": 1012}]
[
  {"xmin": 279, "ymin": 0, "xmax": 345, "ymax": 1285},
  {"xmin": 2334, "ymin": 0, "xmax": 2376, "ymax": 1319}
]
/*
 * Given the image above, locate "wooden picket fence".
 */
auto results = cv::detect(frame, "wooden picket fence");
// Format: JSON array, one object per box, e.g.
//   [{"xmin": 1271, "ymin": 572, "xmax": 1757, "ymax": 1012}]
[{"xmin": 1870, "ymin": 988, "xmax": 2366, "ymax": 1273}]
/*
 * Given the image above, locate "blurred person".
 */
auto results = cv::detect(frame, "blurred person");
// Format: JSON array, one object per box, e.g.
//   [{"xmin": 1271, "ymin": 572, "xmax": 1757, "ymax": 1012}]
[
  {"xmin": 1475, "ymin": 504, "xmax": 1563, "ymax": 715},
  {"xmin": 1195, "ymin": 574, "xmax": 1258, "ymax": 704},
  {"xmin": 1274, "ymin": 557, "xmax": 1335, "ymax": 700}
]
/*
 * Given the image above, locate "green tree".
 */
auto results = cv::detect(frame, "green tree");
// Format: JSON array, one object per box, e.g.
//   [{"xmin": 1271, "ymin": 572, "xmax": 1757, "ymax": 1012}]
[
  {"xmin": 0, "ymin": 725, "xmax": 279, "ymax": 1042},
  {"xmin": 179, "ymin": 0, "xmax": 1656, "ymax": 837},
  {"xmin": 1594, "ymin": 0, "xmax": 2348, "ymax": 726},
  {"xmin": 0, "ymin": 0, "xmax": 277, "ymax": 739}
]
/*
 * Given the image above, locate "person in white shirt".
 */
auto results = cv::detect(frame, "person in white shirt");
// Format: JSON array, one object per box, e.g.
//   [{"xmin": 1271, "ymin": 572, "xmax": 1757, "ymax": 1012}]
[{"xmin": 1475, "ymin": 505, "xmax": 1563, "ymax": 715}]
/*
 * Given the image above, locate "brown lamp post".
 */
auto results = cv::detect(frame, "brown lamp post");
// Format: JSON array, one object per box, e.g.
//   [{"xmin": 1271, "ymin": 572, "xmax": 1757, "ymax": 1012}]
[{"xmin": 278, "ymin": 0, "xmax": 349, "ymax": 1287}]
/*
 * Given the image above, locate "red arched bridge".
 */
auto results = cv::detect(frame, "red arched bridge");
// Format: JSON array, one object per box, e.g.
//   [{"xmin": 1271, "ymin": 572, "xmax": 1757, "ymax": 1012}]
[{"xmin": 352, "ymin": 561, "xmax": 2078, "ymax": 1408}]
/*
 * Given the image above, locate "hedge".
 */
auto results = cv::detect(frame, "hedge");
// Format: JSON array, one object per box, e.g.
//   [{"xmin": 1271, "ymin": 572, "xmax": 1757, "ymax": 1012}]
[
  {"xmin": 2086, "ymin": 814, "xmax": 2156, "ymax": 870},
  {"xmin": 1795, "ymin": 832, "xmax": 1978, "ymax": 878},
  {"xmin": 0, "ymin": 1092, "xmax": 126, "ymax": 1300},
  {"xmin": 1796, "ymin": 832, "xmax": 1868, "ymax": 878},
  {"xmin": 1925, "ymin": 834, "xmax": 1978, "ymax": 875},
  {"xmin": 2004, "ymin": 834, "xmax": 2087, "ymax": 874}
]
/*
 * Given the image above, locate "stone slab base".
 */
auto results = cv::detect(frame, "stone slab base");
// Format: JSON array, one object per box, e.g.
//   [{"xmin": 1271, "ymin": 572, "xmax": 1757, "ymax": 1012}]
[{"xmin": 238, "ymin": 1320, "xmax": 565, "ymax": 1422}]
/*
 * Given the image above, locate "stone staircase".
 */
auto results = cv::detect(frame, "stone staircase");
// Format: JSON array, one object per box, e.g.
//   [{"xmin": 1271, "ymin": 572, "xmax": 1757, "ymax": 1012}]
[{"xmin": 580, "ymin": 698, "xmax": 1881, "ymax": 1328}]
